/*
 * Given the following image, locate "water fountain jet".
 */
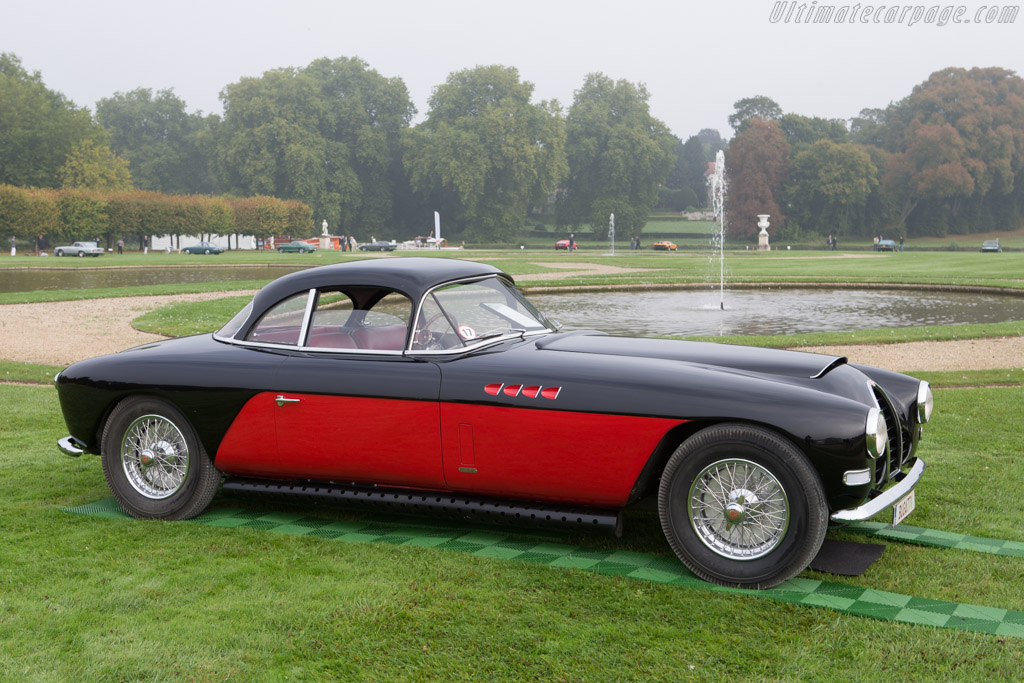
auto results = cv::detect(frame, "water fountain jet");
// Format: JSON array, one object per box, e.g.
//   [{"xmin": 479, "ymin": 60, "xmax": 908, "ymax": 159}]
[{"xmin": 709, "ymin": 150, "xmax": 727, "ymax": 310}]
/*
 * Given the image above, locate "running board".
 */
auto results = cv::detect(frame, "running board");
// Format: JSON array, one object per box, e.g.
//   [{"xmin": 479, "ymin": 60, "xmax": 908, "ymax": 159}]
[{"xmin": 221, "ymin": 477, "xmax": 624, "ymax": 537}]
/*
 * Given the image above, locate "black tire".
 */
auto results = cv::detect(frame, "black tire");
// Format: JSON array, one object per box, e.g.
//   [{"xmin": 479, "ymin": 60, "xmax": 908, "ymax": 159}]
[
  {"xmin": 78, "ymin": 251, "xmax": 84, "ymax": 257},
  {"xmin": 658, "ymin": 423, "xmax": 827, "ymax": 589},
  {"xmin": 56, "ymin": 249, "xmax": 64, "ymax": 257},
  {"xmin": 277, "ymin": 247, "xmax": 284, "ymax": 253},
  {"xmin": 100, "ymin": 396, "xmax": 221, "ymax": 520},
  {"xmin": 204, "ymin": 249, "xmax": 211, "ymax": 254}
]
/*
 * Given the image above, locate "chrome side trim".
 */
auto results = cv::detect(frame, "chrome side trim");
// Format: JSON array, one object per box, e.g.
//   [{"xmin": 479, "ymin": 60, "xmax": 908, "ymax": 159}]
[
  {"xmin": 58, "ymin": 436, "xmax": 86, "ymax": 457},
  {"xmin": 830, "ymin": 458, "xmax": 926, "ymax": 523}
]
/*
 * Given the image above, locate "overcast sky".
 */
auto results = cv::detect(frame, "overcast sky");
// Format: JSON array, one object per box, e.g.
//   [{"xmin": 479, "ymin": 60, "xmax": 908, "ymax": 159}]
[{"xmin": 3, "ymin": 0, "xmax": 1021, "ymax": 139}]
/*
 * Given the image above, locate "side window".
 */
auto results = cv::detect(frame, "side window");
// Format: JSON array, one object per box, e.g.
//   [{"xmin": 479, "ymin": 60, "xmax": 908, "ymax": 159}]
[
  {"xmin": 308, "ymin": 289, "xmax": 411, "ymax": 351},
  {"xmin": 246, "ymin": 291, "xmax": 310, "ymax": 346}
]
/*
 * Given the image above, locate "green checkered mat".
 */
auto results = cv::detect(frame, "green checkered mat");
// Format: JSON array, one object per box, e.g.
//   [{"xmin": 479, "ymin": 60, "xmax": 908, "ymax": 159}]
[
  {"xmin": 65, "ymin": 499, "xmax": 1024, "ymax": 640},
  {"xmin": 847, "ymin": 521, "xmax": 1024, "ymax": 558}
]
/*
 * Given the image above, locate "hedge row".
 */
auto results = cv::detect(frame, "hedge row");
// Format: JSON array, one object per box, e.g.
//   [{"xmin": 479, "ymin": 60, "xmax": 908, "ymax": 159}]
[{"xmin": 0, "ymin": 186, "xmax": 312, "ymax": 249}]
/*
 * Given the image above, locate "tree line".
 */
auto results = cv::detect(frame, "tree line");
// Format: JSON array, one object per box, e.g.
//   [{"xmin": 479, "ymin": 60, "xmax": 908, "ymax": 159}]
[
  {"xmin": 3, "ymin": 51, "xmax": 1022, "ymax": 246},
  {"xmin": 1, "ymin": 54, "xmax": 675, "ymax": 244},
  {"xmin": 0, "ymin": 185, "xmax": 310, "ymax": 250},
  {"xmin": 725, "ymin": 67, "xmax": 1024, "ymax": 241}
]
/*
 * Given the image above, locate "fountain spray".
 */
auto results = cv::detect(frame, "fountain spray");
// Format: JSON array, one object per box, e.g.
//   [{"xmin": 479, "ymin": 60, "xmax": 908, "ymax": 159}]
[{"xmin": 710, "ymin": 150, "xmax": 727, "ymax": 310}]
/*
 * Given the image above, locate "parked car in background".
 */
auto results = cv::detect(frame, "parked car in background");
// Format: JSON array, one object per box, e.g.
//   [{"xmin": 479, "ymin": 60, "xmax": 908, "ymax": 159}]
[
  {"xmin": 277, "ymin": 241, "xmax": 317, "ymax": 253},
  {"xmin": 55, "ymin": 257, "xmax": 932, "ymax": 590},
  {"xmin": 359, "ymin": 240, "xmax": 397, "ymax": 252},
  {"xmin": 653, "ymin": 241, "xmax": 677, "ymax": 251},
  {"xmin": 874, "ymin": 239, "xmax": 898, "ymax": 252},
  {"xmin": 981, "ymin": 240, "xmax": 1002, "ymax": 253},
  {"xmin": 182, "ymin": 241, "xmax": 224, "ymax": 255},
  {"xmin": 554, "ymin": 239, "xmax": 577, "ymax": 251},
  {"xmin": 54, "ymin": 241, "xmax": 104, "ymax": 257}
]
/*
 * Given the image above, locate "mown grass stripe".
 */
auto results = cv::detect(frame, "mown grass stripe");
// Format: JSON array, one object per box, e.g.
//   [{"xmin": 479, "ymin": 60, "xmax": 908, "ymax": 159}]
[{"xmin": 65, "ymin": 499, "xmax": 1024, "ymax": 639}]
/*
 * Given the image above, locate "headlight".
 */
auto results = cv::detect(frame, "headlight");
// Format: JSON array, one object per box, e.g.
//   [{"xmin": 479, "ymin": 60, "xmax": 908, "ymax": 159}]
[
  {"xmin": 866, "ymin": 407, "xmax": 888, "ymax": 459},
  {"xmin": 917, "ymin": 381, "xmax": 933, "ymax": 424}
]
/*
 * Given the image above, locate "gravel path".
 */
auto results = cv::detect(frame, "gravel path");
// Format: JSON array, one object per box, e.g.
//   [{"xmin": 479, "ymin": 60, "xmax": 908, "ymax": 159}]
[
  {"xmin": 0, "ymin": 291, "xmax": 255, "ymax": 366},
  {"xmin": 793, "ymin": 337, "xmax": 1024, "ymax": 372},
  {"xmin": 1, "ymin": 290, "xmax": 1021, "ymax": 371}
]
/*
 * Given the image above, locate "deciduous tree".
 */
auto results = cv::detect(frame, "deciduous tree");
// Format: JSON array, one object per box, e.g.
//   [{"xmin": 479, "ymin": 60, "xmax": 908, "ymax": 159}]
[
  {"xmin": 59, "ymin": 139, "xmax": 132, "ymax": 191},
  {"xmin": 0, "ymin": 53, "xmax": 102, "ymax": 188},
  {"xmin": 96, "ymin": 88, "xmax": 216, "ymax": 194},
  {"xmin": 557, "ymin": 73, "xmax": 674, "ymax": 238},
  {"xmin": 725, "ymin": 118, "xmax": 789, "ymax": 240},
  {"xmin": 404, "ymin": 65, "xmax": 566, "ymax": 243},
  {"xmin": 784, "ymin": 140, "xmax": 877, "ymax": 236},
  {"xmin": 218, "ymin": 57, "xmax": 414, "ymax": 237},
  {"xmin": 728, "ymin": 96, "xmax": 783, "ymax": 135}
]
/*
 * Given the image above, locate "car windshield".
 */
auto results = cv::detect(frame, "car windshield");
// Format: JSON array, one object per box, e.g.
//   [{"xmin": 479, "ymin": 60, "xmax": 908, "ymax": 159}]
[{"xmin": 412, "ymin": 276, "xmax": 554, "ymax": 351}]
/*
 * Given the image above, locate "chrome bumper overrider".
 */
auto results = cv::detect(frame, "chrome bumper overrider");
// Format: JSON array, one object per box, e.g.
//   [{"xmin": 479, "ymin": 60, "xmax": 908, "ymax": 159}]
[
  {"xmin": 830, "ymin": 457, "xmax": 926, "ymax": 523},
  {"xmin": 58, "ymin": 436, "xmax": 86, "ymax": 457}
]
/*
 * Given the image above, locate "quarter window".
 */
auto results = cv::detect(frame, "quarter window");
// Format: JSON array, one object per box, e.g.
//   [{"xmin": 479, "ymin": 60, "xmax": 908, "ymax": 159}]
[{"xmin": 245, "ymin": 291, "xmax": 310, "ymax": 346}]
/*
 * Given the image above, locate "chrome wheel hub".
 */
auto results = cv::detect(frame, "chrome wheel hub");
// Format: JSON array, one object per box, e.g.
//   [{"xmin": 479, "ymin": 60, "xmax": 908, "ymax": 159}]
[
  {"xmin": 688, "ymin": 459, "xmax": 790, "ymax": 560},
  {"xmin": 121, "ymin": 415, "xmax": 190, "ymax": 499}
]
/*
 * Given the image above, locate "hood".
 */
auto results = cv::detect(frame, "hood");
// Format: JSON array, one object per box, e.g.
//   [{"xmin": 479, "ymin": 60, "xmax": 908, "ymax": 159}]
[{"xmin": 534, "ymin": 332, "xmax": 846, "ymax": 380}]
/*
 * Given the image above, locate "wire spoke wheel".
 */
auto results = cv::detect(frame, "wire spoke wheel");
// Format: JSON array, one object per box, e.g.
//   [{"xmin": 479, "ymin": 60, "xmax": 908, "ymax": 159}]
[
  {"xmin": 121, "ymin": 414, "xmax": 191, "ymax": 499},
  {"xmin": 102, "ymin": 396, "xmax": 221, "ymax": 520},
  {"xmin": 658, "ymin": 423, "xmax": 827, "ymax": 588},
  {"xmin": 688, "ymin": 458, "xmax": 789, "ymax": 560}
]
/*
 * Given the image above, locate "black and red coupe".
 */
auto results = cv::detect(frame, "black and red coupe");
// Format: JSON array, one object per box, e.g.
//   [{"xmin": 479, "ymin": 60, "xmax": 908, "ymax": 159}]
[{"xmin": 56, "ymin": 258, "xmax": 932, "ymax": 588}]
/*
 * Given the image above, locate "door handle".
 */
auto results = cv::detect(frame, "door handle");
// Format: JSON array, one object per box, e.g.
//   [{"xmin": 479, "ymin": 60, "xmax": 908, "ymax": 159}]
[{"xmin": 275, "ymin": 395, "xmax": 301, "ymax": 407}]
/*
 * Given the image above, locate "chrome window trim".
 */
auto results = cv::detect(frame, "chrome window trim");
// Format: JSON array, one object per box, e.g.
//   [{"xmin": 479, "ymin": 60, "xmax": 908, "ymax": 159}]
[
  {"xmin": 407, "ymin": 328, "xmax": 552, "ymax": 356},
  {"xmin": 210, "ymin": 336, "xmax": 407, "ymax": 356},
  {"xmin": 297, "ymin": 289, "xmax": 317, "ymax": 347}
]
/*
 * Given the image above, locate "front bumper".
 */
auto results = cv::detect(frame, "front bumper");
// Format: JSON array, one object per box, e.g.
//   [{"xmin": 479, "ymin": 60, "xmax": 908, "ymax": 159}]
[
  {"xmin": 58, "ymin": 436, "xmax": 87, "ymax": 457},
  {"xmin": 830, "ymin": 457, "xmax": 925, "ymax": 523}
]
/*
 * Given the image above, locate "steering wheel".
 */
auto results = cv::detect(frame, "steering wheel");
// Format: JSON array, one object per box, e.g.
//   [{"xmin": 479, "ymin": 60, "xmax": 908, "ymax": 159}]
[{"xmin": 414, "ymin": 311, "xmax": 448, "ymax": 349}]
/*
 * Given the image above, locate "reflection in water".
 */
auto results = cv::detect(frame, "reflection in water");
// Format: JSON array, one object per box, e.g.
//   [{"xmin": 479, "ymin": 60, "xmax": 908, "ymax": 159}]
[
  {"xmin": 530, "ymin": 288, "xmax": 1024, "ymax": 337},
  {"xmin": 0, "ymin": 266, "xmax": 308, "ymax": 293}
]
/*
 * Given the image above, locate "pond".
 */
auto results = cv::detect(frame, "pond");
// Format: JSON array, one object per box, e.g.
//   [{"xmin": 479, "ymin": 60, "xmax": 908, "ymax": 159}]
[
  {"xmin": 3, "ymin": 266, "xmax": 1022, "ymax": 337},
  {"xmin": 529, "ymin": 288, "xmax": 1024, "ymax": 337},
  {"xmin": 0, "ymin": 266, "xmax": 307, "ymax": 293}
]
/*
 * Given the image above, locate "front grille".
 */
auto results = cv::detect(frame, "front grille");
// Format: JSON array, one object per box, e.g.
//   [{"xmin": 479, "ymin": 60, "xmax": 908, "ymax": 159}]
[{"xmin": 872, "ymin": 384, "xmax": 904, "ymax": 480}]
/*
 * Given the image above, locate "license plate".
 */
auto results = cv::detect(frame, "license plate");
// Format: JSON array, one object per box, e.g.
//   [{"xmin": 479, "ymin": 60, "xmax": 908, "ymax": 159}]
[{"xmin": 893, "ymin": 490, "xmax": 916, "ymax": 526}]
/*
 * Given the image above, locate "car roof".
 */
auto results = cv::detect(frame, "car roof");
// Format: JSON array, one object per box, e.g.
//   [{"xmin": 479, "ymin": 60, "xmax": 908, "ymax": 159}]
[{"xmin": 250, "ymin": 257, "xmax": 508, "ymax": 316}]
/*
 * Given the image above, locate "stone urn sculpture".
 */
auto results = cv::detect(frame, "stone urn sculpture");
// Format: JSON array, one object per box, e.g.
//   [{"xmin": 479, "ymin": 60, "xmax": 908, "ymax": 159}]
[{"xmin": 757, "ymin": 214, "xmax": 771, "ymax": 251}]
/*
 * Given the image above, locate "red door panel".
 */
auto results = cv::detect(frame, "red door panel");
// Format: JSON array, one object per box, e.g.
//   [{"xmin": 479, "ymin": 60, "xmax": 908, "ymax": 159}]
[
  {"xmin": 275, "ymin": 393, "xmax": 444, "ymax": 488},
  {"xmin": 215, "ymin": 392, "xmax": 280, "ymax": 476},
  {"xmin": 440, "ymin": 403, "xmax": 684, "ymax": 507}
]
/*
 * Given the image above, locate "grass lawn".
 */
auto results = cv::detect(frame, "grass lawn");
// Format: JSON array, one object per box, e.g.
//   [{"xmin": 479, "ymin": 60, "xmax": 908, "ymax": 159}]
[
  {"xmin": 2, "ymin": 380, "xmax": 1023, "ymax": 678},
  {"xmin": 3, "ymin": 239, "xmax": 1024, "ymax": 677}
]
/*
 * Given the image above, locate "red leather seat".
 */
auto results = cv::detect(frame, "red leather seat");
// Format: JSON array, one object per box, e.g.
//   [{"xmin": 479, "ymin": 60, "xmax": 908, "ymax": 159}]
[
  {"xmin": 351, "ymin": 325, "xmax": 407, "ymax": 350},
  {"xmin": 306, "ymin": 329, "xmax": 358, "ymax": 349}
]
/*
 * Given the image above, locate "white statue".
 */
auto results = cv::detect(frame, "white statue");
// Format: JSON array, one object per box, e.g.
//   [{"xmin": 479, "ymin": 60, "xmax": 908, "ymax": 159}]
[{"xmin": 321, "ymin": 219, "xmax": 329, "ymax": 236}]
